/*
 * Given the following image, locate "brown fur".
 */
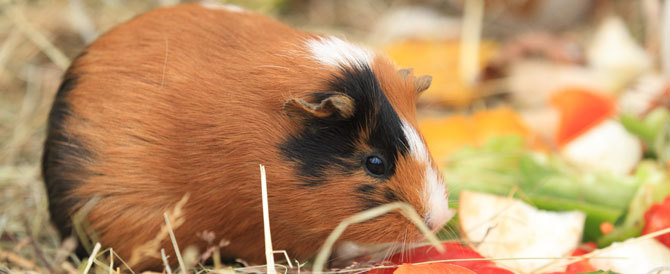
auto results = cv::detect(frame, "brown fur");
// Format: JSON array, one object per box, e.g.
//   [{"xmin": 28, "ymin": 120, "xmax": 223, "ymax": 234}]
[{"xmin": 47, "ymin": 3, "xmax": 439, "ymax": 270}]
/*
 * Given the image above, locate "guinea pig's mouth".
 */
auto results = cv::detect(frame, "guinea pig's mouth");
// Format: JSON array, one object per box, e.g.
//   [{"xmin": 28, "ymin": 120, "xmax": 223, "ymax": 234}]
[
  {"xmin": 331, "ymin": 241, "xmax": 400, "ymax": 267},
  {"xmin": 329, "ymin": 208, "xmax": 456, "ymax": 267},
  {"xmin": 331, "ymin": 228, "xmax": 451, "ymax": 268}
]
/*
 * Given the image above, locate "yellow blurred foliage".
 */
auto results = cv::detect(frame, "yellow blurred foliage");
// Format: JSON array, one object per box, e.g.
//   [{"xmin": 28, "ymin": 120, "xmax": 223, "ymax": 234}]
[
  {"xmin": 384, "ymin": 40, "xmax": 498, "ymax": 106},
  {"xmin": 419, "ymin": 108, "xmax": 547, "ymax": 161}
]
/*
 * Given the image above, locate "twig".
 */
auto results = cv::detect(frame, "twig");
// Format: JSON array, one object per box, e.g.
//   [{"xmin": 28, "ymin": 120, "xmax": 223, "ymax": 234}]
[
  {"xmin": 212, "ymin": 246, "xmax": 222, "ymax": 270},
  {"xmin": 23, "ymin": 219, "xmax": 53, "ymax": 272},
  {"xmin": 61, "ymin": 261, "xmax": 78, "ymax": 274},
  {"xmin": 259, "ymin": 164, "xmax": 277, "ymax": 274},
  {"xmin": 164, "ymin": 213, "xmax": 187, "ymax": 273},
  {"xmin": 3, "ymin": 6, "xmax": 70, "ymax": 69},
  {"xmin": 68, "ymin": 0, "xmax": 98, "ymax": 43},
  {"xmin": 0, "ymin": 29, "xmax": 22, "ymax": 72},
  {"xmin": 324, "ymin": 255, "xmax": 624, "ymax": 273},
  {"xmin": 91, "ymin": 250, "xmax": 116, "ymax": 274},
  {"xmin": 0, "ymin": 250, "xmax": 44, "ymax": 272},
  {"xmin": 161, "ymin": 248, "xmax": 172, "ymax": 274},
  {"xmin": 129, "ymin": 195, "xmax": 188, "ymax": 267},
  {"xmin": 272, "ymin": 250, "xmax": 293, "ymax": 268},
  {"xmin": 459, "ymin": 0, "xmax": 485, "ymax": 86},
  {"xmin": 83, "ymin": 242, "xmax": 101, "ymax": 274},
  {"xmin": 53, "ymin": 237, "xmax": 77, "ymax": 269},
  {"xmin": 536, "ymin": 227, "xmax": 670, "ymax": 272},
  {"xmin": 110, "ymin": 249, "xmax": 135, "ymax": 274},
  {"xmin": 12, "ymin": 238, "xmax": 29, "ymax": 252},
  {"xmin": 295, "ymin": 259, "xmax": 306, "ymax": 274},
  {"xmin": 72, "ymin": 197, "xmax": 100, "ymax": 254},
  {"xmin": 109, "ymin": 248, "xmax": 114, "ymax": 274}
]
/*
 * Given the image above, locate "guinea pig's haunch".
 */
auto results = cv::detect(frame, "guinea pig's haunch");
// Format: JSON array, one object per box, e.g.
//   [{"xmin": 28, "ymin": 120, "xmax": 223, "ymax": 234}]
[{"xmin": 41, "ymin": 2, "xmax": 451, "ymax": 271}]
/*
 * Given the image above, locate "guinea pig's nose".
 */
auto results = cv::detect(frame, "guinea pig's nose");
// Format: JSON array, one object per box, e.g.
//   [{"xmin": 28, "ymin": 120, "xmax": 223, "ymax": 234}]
[{"xmin": 426, "ymin": 208, "xmax": 456, "ymax": 232}]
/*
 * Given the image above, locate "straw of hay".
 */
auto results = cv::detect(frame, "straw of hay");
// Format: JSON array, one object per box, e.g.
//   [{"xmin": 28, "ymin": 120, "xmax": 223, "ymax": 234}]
[{"xmin": 128, "ymin": 194, "xmax": 189, "ymax": 267}]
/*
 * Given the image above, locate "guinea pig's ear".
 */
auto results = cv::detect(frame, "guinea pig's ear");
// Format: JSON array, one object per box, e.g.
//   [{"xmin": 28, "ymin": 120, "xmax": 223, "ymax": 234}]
[
  {"xmin": 398, "ymin": 68, "xmax": 432, "ymax": 94},
  {"xmin": 414, "ymin": 75, "xmax": 432, "ymax": 94},
  {"xmin": 283, "ymin": 94, "xmax": 355, "ymax": 122}
]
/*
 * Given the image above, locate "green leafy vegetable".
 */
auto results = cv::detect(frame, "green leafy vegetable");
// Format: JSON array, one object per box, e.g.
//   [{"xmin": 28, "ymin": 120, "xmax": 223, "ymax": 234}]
[
  {"xmin": 620, "ymin": 107, "xmax": 670, "ymax": 161},
  {"xmin": 597, "ymin": 161, "xmax": 670, "ymax": 246},
  {"xmin": 442, "ymin": 135, "xmax": 642, "ymax": 241}
]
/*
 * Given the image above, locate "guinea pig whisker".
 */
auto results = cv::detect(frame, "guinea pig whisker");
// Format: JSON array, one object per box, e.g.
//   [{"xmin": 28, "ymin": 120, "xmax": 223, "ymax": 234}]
[
  {"xmin": 401, "ymin": 227, "xmax": 408, "ymax": 263},
  {"xmin": 381, "ymin": 240, "xmax": 393, "ymax": 262},
  {"xmin": 381, "ymin": 234, "xmax": 402, "ymax": 263}
]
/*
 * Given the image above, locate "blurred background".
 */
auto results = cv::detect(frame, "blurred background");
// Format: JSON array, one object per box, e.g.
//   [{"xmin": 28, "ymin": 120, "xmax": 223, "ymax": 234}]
[{"xmin": 1, "ymin": 0, "xmax": 669, "ymax": 272}]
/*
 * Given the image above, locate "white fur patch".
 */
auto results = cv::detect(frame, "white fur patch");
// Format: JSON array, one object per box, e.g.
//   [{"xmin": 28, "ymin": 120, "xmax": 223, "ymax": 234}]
[
  {"xmin": 305, "ymin": 36, "xmax": 374, "ymax": 68},
  {"xmin": 423, "ymin": 167, "xmax": 452, "ymax": 230},
  {"xmin": 401, "ymin": 120, "xmax": 451, "ymax": 230},
  {"xmin": 200, "ymin": 1, "xmax": 247, "ymax": 13},
  {"xmin": 401, "ymin": 121, "xmax": 429, "ymax": 163}
]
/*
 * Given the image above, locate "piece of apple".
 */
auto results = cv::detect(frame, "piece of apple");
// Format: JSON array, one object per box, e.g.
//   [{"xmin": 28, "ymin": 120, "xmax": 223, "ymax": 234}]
[
  {"xmin": 459, "ymin": 190, "xmax": 586, "ymax": 273},
  {"xmin": 561, "ymin": 119, "xmax": 642, "ymax": 175},
  {"xmin": 589, "ymin": 237, "xmax": 670, "ymax": 274}
]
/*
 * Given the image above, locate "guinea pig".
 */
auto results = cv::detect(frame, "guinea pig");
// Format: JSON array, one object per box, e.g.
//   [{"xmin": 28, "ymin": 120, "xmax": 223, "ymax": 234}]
[{"xmin": 42, "ymin": 2, "xmax": 451, "ymax": 271}]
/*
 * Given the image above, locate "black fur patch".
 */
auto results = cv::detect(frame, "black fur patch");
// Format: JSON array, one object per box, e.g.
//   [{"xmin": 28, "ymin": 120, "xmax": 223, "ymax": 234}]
[
  {"xmin": 42, "ymin": 62, "xmax": 92, "ymax": 243},
  {"xmin": 356, "ymin": 184, "xmax": 377, "ymax": 194},
  {"xmin": 279, "ymin": 65, "xmax": 409, "ymax": 187},
  {"xmin": 359, "ymin": 196, "xmax": 385, "ymax": 211},
  {"xmin": 384, "ymin": 188, "xmax": 398, "ymax": 202}
]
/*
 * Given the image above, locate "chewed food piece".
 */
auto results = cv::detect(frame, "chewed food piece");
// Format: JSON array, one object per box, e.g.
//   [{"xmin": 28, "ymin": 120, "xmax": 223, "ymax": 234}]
[
  {"xmin": 560, "ymin": 120, "xmax": 642, "ymax": 175},
  {"xmin": 589, "ymin": 237, "xmax": 670, "ymax": 274},
  {"xmin": 459, "ymin": 190, "xmax": 585, "ymax": 273}
]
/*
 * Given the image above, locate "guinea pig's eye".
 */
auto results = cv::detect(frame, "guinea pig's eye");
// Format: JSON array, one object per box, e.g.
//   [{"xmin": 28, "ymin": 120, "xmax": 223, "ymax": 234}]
[{"xmin": 364, "ymin": 154, "xmax": 386, "ymax": 177}]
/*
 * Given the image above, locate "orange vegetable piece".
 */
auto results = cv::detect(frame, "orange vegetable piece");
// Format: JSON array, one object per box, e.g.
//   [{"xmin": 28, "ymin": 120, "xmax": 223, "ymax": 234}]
[
  {"xmin": 393, "ymin": 263, "xmax": 477, "ymax": 274},
  {"xmin": 550, "ymin": 88, "xmax": 616, "ymax": 147},
  {"xmin": 472, "ymin": 108, "xmax": 530, "ymax": 142},
  {"xmin": 600, "ymin": 222, "xmax": 614, "ymax": 235},
  {"xmin": 419, "ymin": 107, "xmax": 548, "ymax": 161},
  {"xmin": 419, "ymin": 115, "xmax": 474, "ymax": 159}
]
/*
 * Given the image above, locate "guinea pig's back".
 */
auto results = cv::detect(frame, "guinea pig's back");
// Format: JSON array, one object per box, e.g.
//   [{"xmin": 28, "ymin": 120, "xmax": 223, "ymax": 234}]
[{"xmin": 42, "ymin": 3, "xmax": 324, "ymax": 260}]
